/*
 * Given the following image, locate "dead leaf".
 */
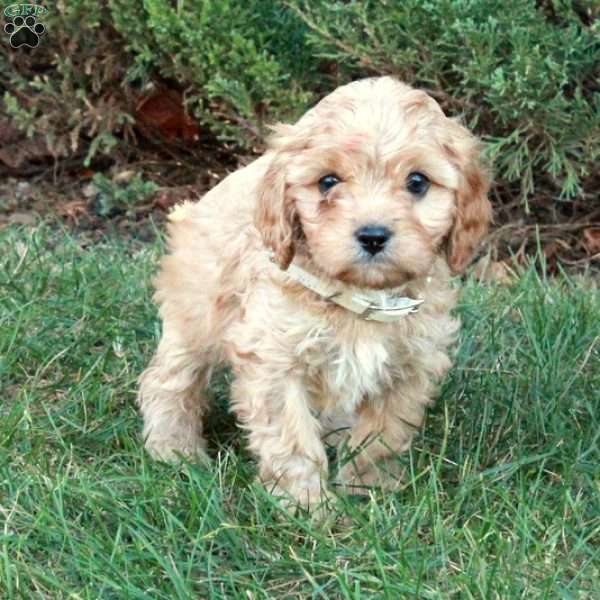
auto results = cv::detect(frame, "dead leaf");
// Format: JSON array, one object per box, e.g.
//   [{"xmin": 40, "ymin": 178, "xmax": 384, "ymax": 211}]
[
  {"xmin": 135, "ymin": 87, "xmax": 201, "ymax": 143},
  {"xmin": 113, "ymin": 170, "xmax": 136, "ymax": 183},
  {"xmin": 152, "ymin": 186, "xmax": 198, "ymax": 211},
  {"xmin": 8, "ymin": 212, "xmax": 37, "ymax": 226},
  {"xmin": 543, "ymin": 238, "xmax": 570, "ymax": 259},
  {"xmin": 583, "ymin": 228, "xmax": 600, "ymax": 254},
  {"xmin": 57, "ymin": 200, "xmax": 88, "ymax": 222},
  {"xmin": 473, "ymin": 255, "xmax": 516, "ymax": 285},
  {"xmin": 82, "ymin": 183, "xmax": 99, "ymax": 198}
]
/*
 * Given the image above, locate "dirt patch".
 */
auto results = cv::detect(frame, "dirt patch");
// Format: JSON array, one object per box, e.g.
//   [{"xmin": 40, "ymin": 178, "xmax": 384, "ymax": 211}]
[{"xmin": 0, "ymin": 130, "xmax": 247, "ymax": 243}]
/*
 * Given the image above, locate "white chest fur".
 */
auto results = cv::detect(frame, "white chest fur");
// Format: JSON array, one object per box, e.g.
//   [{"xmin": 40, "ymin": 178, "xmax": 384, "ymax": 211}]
[{"xmin": 294, "ymin": 320, "xmax": 396, "ymax": 415}]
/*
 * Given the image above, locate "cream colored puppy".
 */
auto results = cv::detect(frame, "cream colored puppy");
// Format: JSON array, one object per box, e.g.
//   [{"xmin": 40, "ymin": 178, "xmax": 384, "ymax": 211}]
[{"xmin": 138, "ymin": 77, "xmax": 492, "ymax": 509}]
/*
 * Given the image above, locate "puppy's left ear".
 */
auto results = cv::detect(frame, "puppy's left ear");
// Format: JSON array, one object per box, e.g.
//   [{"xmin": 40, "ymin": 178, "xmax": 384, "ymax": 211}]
[
  {"xmin": 254, "ymin": 152, "xmax": 297, "ymax": 270},
  {"xmin": 446, "ymin": 135, "xmax": 493, "ymax": 274}
]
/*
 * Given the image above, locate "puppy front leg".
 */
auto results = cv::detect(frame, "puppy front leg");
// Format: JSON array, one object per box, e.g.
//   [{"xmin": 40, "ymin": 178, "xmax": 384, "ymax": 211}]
[
  {"xmin": 337, "ymin": 384, "xmax": 428, "ymax": 494},
  {"xmin": 138, "ymin": 330, "xmax": 210, "ymax": 462},
  {"xmin": 231, "ymin": 371, "xmax": 330, "ymax": 513}
]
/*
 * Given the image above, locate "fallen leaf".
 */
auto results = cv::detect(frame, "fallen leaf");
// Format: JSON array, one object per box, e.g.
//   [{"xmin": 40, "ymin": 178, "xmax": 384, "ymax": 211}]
[
  {"xmin": 473, "ymin": 255, "xmax": 516, "ymax": 285},
  {"xmin": 135, "ymin": 87, "xmax": 201, "ymax": 143},
  {"xmin": 57, "ymin": 200, "xmax": 88, "ymax": 222},
  {"xmin": 152, "ymin": 186, "xmax": 198, "ymax": 211},
  {"xmin": 583, "ymin": 228, "xmax": 600, "ymax": 254},
  {"xmin": 543, "ymin": 238, "xmax": 570, "ymax": 259},
  {"xmin": 113, "ymin": 170, "xmax": 136, "ymax": 183},
  {"xmin": 82, "ymin": 183, "xmax": 99, "ymax": 198},
  {"xmin": 8, "ymin": 211, "xmax": 36, "ymax": 226}
]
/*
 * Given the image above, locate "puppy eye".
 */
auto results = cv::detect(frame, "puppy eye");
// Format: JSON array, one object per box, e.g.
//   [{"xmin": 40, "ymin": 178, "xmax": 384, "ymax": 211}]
[
  {"xmin": 406, "ymin": 172, "xmax": 430, "ymax": 197},
  {"xmin": 318, "ymin": 174, "xmax": 341, "ymax": 194}
]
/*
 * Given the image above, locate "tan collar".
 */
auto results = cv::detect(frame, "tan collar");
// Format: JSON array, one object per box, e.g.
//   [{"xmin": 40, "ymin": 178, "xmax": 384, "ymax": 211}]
[{"xmin": 274, "ymin": 256, "xmax": 423, "ymax": 322}]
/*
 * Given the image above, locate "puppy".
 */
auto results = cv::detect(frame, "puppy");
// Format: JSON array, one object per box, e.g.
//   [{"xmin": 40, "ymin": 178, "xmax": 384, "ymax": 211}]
[{"xmin": 138, "ymin": 77, "xmax": 491, "ymax": 509}]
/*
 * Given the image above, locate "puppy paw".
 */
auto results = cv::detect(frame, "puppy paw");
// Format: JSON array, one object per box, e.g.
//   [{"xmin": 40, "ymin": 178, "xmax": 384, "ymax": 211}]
[
  {"xmin": 335, "ymin": 459, "xmax": 403, "ymax": 496},
  {"xmin": 145, "ymin": 435, "xmax": 209, "ymax": 464},
  {"xmin": 262, "ymin": 476, "xmax": 335, "ymax": 522}
]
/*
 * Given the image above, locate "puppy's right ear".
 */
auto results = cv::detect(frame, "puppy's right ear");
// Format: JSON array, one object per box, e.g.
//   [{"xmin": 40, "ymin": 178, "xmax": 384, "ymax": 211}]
[
  {"xmin": 255, "ymin": 123, "xmax": 305, "ymax": 270},
  {"xmin": 254, "ymin": 154, "xmax": 296, "ymax": 270}
]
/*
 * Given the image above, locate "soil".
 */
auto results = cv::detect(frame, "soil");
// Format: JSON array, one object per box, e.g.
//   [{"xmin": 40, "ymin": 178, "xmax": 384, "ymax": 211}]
[{"xmin": 0, "ymin": 132, "xmax": 244, "ymax": 244}]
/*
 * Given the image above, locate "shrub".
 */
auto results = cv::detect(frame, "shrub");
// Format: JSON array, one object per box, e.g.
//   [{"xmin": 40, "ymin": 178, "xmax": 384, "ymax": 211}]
[
  {"xmin": 1, "ymin": 1, "xmax": 134, "ymax": 167},
  {"xmin": 2, "ymin": 0, "xmax": 598, "ymax": 206},
  {"xmin": 109, "ymin": 0, "xmax": 316, "ymax": 142},
  {"xmin": 91, "ymin": 172, "xmax": 158, "ymax": 217},
  {"xmin": 290, "ymin": 0, "xmax": 599, "ymax": 200}
]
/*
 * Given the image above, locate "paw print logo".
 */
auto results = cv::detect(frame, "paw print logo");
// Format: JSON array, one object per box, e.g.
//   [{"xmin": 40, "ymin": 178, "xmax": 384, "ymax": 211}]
[{"xmin": 4, "ymin": 15, "xmax": 45, "ymax": 48}]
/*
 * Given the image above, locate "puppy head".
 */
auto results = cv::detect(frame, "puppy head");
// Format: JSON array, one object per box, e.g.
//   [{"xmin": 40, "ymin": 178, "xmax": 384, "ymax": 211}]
[{"xmin": 256, "ymin": 77, "xmax": 491, "ymax": 286}]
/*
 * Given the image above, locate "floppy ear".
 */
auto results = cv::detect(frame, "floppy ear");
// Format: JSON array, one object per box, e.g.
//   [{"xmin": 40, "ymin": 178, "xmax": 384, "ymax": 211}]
[
  {"xmin": 254, "ymin": 153, "xmax": 297, "ymax": 270},
  {"xmin": 446, "ymin": 139, "xmax": 493, "ymax": 274}
]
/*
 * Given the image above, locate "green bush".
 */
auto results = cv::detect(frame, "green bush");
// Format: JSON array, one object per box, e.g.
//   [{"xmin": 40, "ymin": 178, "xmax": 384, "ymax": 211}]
[
  {"xmin": 1, "ymin": 1, "xmax": 134, "ymax": 166},
  {"xmin": 91, "ymin": 172, "xmax": 158, "ymax": 217},
  {"xmin": 109, "ymin": 0, "xmax": 316, "ymax": 141},
  {"xmin": 291, "ymin": 0, "xmax": 600, "ymax": 199},
  {"xmin": 2, "ymin": 0, "xmax": 598, "ymax": 203}
]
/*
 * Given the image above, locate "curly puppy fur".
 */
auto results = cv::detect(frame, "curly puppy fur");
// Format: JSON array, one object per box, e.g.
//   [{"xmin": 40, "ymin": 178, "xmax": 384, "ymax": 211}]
[{"xmin": 138, "ymin": 77, "xmax": 492, "ymax": 509}]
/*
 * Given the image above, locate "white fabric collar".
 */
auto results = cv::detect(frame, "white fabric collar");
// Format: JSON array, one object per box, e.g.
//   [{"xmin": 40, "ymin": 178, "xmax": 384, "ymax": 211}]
[{"xmin": 273, "ymin": 255, "xmax": 423, "ymax": 322}]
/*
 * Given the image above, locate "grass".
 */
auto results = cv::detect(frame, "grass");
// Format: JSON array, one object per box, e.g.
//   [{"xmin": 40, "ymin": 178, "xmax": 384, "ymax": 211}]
[{"xmin": 1, "ymin": 224, "xmax": 599, "ymax": 598}]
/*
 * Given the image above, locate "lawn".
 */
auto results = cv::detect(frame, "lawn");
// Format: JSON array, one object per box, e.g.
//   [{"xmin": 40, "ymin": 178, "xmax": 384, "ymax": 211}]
[{"xmin": 1, "ymin": 225, "xmax": 598, "ymax": 598}]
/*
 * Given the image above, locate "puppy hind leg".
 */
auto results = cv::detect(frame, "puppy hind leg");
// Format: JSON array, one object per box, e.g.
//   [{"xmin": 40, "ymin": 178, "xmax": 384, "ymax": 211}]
[{"xmin": 138, "ymin": 333, "xmax": 211, "ymax": 462}]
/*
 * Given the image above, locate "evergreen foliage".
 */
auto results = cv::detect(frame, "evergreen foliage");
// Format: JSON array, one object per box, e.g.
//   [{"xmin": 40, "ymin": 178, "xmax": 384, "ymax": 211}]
[{"xmin": 2, "ymin": 0, "xmax": 598, "ymax": 202}]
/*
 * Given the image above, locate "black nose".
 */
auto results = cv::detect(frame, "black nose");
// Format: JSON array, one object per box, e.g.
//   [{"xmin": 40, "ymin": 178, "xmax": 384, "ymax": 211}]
[{"xmin": 355, "ymin": 225, "xmax": 392, "ymax": 256}]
